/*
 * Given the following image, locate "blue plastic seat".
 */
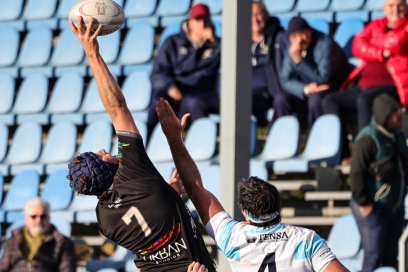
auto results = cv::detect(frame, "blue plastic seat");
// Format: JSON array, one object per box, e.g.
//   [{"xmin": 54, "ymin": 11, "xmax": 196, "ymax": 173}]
[
  {"xmin": 192, "ymin": 0, "xmax": 223, "ymax": 14},
  {"xmin": 0, "ymin": 73, "xmax": 48, "ymax": 126},
  {"xmin": 0, "ymin": 74, "xmax": 15, "ymax": 115},
  {"xmin": 334, "ymin": 19, "xmax": 365, "ymax": 58},
  {"xmin": 125, "ymin": 260, "xmax": 137, "ymax": 272},
  {"xmin": 158, "ymin": 21, "xmax": 183, "ymax": 48},
  {"xmin": 0, "ymin": 123, "xmax": 42, "ymax": 177},
  {"xmin": 87, "ymin": 245, "xmax": 134, "ymax": 272},
  {"xmin": 146, "ymin": 124, "xmax": 172, "ymax": 163},
  {"xmin": 0, "ymin": 28, "xmax": 19, "ymax": 67},
  {"xmin": 273, "ymin": 114, "xmax": 341, "ymax": 173},
  {"xmin": 42, "ymin": 169, "xmax": 73, "ymax": 210},
  {"xmin": 263, "ymin": 0, "xmax": 296, "ymax": 14},
  {"xmin": 96, "ymin": 269, "xmax": 118, "ymax": 272},
  {"xmin": 0, "ymin": 174, "xmax": 4, "ymax": 206},
  {"xmin": 18, "ymin": 73, "xmax": 83, "ymax": 125},
  {"xmin": 115, "ymin": 23, "xmax": 154, "ymax": 65},
  {"xmin": 49, "ymin": 29, "xmax": 85, "ymax": 67},
  {"xmin": 0, "ymin": 125, "xmax": 8, "ymax": 163},
  {"xmin": 156, "ymin": 0, "xmax": 191, "ymax": 16},
  {"xmin": 307, "ymin": 19, "xmax": 330, "ymax": 34},
  {"xmin": 200, "ymin": 165, "xmax": 220, "ymax": 199},
  {"xmin": 11, "ymin": 123, "xmax": 77, "ymax": 175},
  {"xmin": 78, "ymin": 121, "xmax": 113, "ymax": 154},
  {"xmin": 0, "ymin": 171, "xmax": 40, "ymax": 222},
  {"xmin": 300, "ymin": 12, "xmax": 334, "ymax": 23},
  {"xmin": 363, "ymin": 0, "xmax": 384, "ymax": 11},
  {"xmin": 124, "ymin": 0, "xmax": 158, "ymax": 17},
  {"xmin": 85, "ymin": 31, "xmax": 121, "ymax": 66},
  {"xmin": 251, "ymin": 116, "xmax": 299, "ymax": 180},
  {"xmin": 185, "ymin": 118, "xmax": 217, "ymax": 162},
  {"xmin": 295, "ymin": 0, "xmax": 331, "ymax": 12},
  {"xmin": 55, "ymin": 0, "xmax": 84, "ymax": 29},
  {"xmin": 22, "ymin": 0, "xmax": 57, "ymax": 21},
  {"xmin": 330, "ymin": 0, "xmax": 366, "ymax": 11},
  {"xmin": 0, "ymin": 0, "xmax": 24, "ymax": 21},
  {"xmin": 373, "ymin": 268, "xmax": 397, "ymax": 272},
  {"xmin": 50, "ymin": 219, "xmax": 72, "ymax": 238},
  {"xmin": 86, "ymin": 71, "xmax": 151, "ymax": 123},
  {"xmin": 51, "ymin": 194, "xmax": 99, "ymax": 223},
  {"xmin": 15, "ymin": 28, "xmax": 53, "ymax": 68}
]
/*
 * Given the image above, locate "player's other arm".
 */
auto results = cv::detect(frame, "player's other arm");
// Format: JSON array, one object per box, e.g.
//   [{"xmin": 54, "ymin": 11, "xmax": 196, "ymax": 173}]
[
  {"xmin": 69, "ymin": 17, "xmax": 138, "ymax": 134},
  {"xmin": 324, "ymin": 259, "xmax": 349, "ymax": 272},
  {"xmin": 157, "ymin": 98, "xmax": 224, "ymax": 225}
]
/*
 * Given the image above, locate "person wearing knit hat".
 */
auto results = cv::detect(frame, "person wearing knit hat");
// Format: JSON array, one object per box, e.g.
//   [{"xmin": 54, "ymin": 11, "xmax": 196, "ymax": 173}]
[
  {"xmin": 350, "ymin": 93, "xmax": 407, "ymax": 272},
  {"xmin": 68, "ymin": 17, "xmax": 216, "ymax": 272},
  {"xmin": 146, "ymin": 3, "xmax": 220, "ymax": 143}
]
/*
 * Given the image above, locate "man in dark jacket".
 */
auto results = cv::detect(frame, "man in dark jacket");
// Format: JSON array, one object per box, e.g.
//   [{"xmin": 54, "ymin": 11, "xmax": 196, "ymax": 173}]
[
  {"xmin": 147, "ymin": 3, "xmax": 220, "ymax": 138},
  {"xmin": 0, "ymin": 197, "xmax": 77, "ymax": 272},
  {"xmin": 350, "ymin": 94, "xmax": 407, "ymax": 272},
  {"xmin": 271, "ymin": 17, "xmax": 352, "ymax": 129},
  {"xmin": 251, "ymin": 2, "xmax": 288, "ymax": 126}
]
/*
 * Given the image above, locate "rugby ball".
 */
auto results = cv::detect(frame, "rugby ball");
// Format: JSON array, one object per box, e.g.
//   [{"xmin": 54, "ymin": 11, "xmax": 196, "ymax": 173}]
[{"xmin": 69, "ymin": 0, "xmax": 125, "ymax": 36}]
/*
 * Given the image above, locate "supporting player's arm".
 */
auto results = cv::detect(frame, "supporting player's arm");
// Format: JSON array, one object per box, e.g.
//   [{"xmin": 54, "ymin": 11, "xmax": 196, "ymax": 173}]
[
  {"xmin": 69, "ymin": 17, "xmax": 138, "ymax": 134},
  {"xmin": 156, "ymin": 98, "xmax": 224, "ymax": 225}
]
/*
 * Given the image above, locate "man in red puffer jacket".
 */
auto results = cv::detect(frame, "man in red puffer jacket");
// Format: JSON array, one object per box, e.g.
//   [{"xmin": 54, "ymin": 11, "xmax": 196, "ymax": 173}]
[{"xmin": 323, "ymin": 0, "xmax": 408, "ymax": 161}]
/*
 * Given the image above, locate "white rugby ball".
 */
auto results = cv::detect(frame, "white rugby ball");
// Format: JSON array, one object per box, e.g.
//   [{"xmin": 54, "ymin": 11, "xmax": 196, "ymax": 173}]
[{"xmin": 69, "ymin": 0, "xmax": 125, "ymax": 36}]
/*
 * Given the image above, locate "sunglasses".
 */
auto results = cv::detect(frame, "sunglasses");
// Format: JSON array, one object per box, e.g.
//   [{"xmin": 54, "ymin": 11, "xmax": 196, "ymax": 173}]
[{"xmin": 29, "ymin": 214, "xmax": 48, "ymax": 220}]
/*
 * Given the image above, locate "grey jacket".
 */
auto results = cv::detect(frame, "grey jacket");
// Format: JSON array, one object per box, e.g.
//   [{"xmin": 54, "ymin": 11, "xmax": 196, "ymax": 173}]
[
  {"xmin": 0, "ymin": 225, "xmax": 77, "ymax": 272},
  {"xmin": 280, "ymin": 29, "xmax": 352, "ymax": 99}
]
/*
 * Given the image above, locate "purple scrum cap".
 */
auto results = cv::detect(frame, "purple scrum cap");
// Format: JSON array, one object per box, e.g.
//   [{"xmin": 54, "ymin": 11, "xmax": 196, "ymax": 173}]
[{"xmin": 67, "ymin": 152, "xmax": 119, "ymax": 196}]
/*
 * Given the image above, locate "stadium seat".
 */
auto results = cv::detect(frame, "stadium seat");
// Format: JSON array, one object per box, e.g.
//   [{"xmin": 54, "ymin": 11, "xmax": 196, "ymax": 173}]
[
  {"xmin": 147, "ymin": 124, "xmax": 172, "ymax": 163},
  {"xmin": 307, "ymin": 19, "xmax": 330, "ymax": 34},
  {"xmin": 185, "ymin": 118, "xmax": 217, "ymax": 162},
  {"xmin": 78, "ymin": 121, "xmax": 113, "ymax": 154},
  {"xmin": 0, "ymin": 174, "xmax": 4, "ymax": 205},
  {"xmin": 86, "ymin": 71, "xmax": 151, "ymax": 123},
  {"xmin": 295, "ymin": 0, "xmax": 331, "ymax": 12},
  {"xmin": 161, "ymin": 15, "xmax": 189, "ymax": 28},
  {"xmin": 22, "ymin": 0, "xmax": 57, "ymax": 21},
  {"xmin": 85, "ymin": 31, "xmax": 121, "ymax": 66},
  {"xmin": 371, "ymin": 11, "xmax": 385, "ymax": 20},
  {"xmin": 55, "ymin": 0, "xmax": 84, "ymax": 29},
  {"xmin": 156, "ymin": 0, "xmax": 191, "ymax": 17},
  {"xmin": 124, "ymin": 0, "xmax": 158, "ymax": 17},
  {"xmin": 50, "ymin": 219, "xmax": 72, "ymax": 238},
  {"xmin": 334, "ymin": 19, "xmax": 365, "ymax": 59},
  {"xmin": 0, "ymin": 123, "xmax": 42, "ymax": 176},
  {"xmin": 373, "ymin": 268, "xmax": 397, "ymax": 272},
  {"xmin": 96, "ymin": 269, "xmax": 117, "ymax": 272},
  {"xmin": 125, "ymin": 260, "xmax": 137, "ymax": 272},
  {"xmin": 273, "ymin": 114, "xmax": 341, "ymax": 173},
  {"xmin": 49, "ymin": 29, "xmax": 85, "ymax": 67},
  {"xmin": 0, "ymin": 74, "xmax": 15, "ymax": 116},
  {"xmin": 18, "ymin": 73, "xmax": 84, "ymax": 125},
  {"xmin": 11, "ymin": 122, "xmax": 77, "ymax": 175},
  {"xmin": 193, "ymin": 0, "xmax": 222, "ymax": 14},
  {"xmin": 41, "ymin": 169, "xmax": 73, "ymax": 210},
  {"xmin": 87, "ymin": 245, "xmax": 134, "ymax": 272},
  {"xmin": 330, "ymin": 0, "xmax": 365, "ymax": 11},
  {"xmin": 0, "ymin": 28, "xmax": 19, "ymax": 67},
  {"xmin": 0, "ymin": 171, "xmax": 40, "ymax": 222},
  {"xmin": 51, "ymin": 194, "xmax": 99, "ymax": 223},
  {"xmin": 0, "ymin": 73, "xmax": 48, "ymax": 126},
  {"xmin": 200, "ymin": 165, "xmax": 221, "ymax": 199},
  {"xmin": 0, "ymin": 124, "xmax": 8, "ymax": 163},
  {"xmin": 263, "ymin": 0, "xmax": 296, "ymax": 14},
  {"xmin": 363, "ymin": 0, "xmax": 384, "ymax": 11},
  {"xmin": 126, "ymin": 16, "xmax": 160, "ymax": 28},
  {"xmin": 115, "ymin": 23, "xmax": 154, "ymax": 65},
  {"xmin": 250, "ymin": 116, "xmax": 299, "ymax": 180},
  {"xmin": 15, "ymin": 28, "xmax": 53, "ymax": 68},
  {"xmin": 158, "ymin": 21, "xmax": 183, "ymax": 48},
  {"xmin": 0, "ymin": 0, "xmax": 24, "ymax": 22}
]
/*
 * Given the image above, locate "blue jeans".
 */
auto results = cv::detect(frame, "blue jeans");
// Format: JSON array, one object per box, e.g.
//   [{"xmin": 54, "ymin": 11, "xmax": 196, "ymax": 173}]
[{"xmin": 350, "ymin": 200, "xmax": 404, "ymax": 272}]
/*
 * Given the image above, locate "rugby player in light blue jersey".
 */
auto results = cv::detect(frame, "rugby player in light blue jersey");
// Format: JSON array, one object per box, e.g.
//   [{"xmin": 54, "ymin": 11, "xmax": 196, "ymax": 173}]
[{"xmin": 157, "ymin": 98, "xmax": 350, "ymax": 272}]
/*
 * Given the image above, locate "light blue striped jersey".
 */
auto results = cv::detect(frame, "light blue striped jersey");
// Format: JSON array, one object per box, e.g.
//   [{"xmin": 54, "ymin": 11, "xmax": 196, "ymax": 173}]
[{"xmin": 206, "ymin": 212, "xmax": 336, "ymax": 272}]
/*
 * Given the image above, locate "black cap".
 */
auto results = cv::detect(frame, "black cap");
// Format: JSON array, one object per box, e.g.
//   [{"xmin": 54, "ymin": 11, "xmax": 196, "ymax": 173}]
[
  {"xmin": 287, "ymin": 16, "xmax": 311, "ymax": 36},
  {"xmin": 373, "ymin": 94, "xmax": 401, "ymax": 127}
]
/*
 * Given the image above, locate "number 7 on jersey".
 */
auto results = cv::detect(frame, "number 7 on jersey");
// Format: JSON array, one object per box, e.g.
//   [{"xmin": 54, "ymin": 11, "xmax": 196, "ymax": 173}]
[{"xmin": 122, "ymin": 206, "xmax": 152, "ymax": 237}]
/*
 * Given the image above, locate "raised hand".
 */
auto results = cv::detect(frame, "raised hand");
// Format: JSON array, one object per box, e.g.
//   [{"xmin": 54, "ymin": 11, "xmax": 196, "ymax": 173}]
[
  {"xmin": 188, "ymin": 261, "xmax": 208, "ymax": 272},
  {"xmin": 69, "ymin": 16, "xmax": 103, "ymax": 60},
  {"xmin": 168, "ymin": 169, "xmax": 186, "ymax": 195},
  {"xmin": 156, "ymin": 98, "xmax": 190, "ymax": 141}
]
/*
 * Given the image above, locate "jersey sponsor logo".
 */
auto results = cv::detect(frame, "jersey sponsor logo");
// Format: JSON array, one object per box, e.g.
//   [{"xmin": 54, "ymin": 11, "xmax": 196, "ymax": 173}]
[
  {"xmin": 246, "ymin": 232, "xmax": 289, "ymax": 244},
  {"xmin": 179, "ymin": 47, "xmax": 188, "ymax": 55},
  {"xmin": 108, "ymin": 197, "xmax": 122, "ymax": 209},
  {"xmin": 185, "ymin": 205, "xmax": 198, "ymax": 239},
  {"xmin": 139, "ymin": 223, "xmax": 182, "ymax": 255},
  {"xmin": 95, "ymin": 2, "xmax": 107, "ymax": 15},
  {"xmin": 143, "ymin": 238, "xmax": 188, "ymax": 265}
]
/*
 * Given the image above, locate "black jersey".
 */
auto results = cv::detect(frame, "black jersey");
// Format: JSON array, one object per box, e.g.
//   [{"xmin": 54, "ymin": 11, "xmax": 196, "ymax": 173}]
[{"xmin": 95, "ymin": 131, "xmax": 216, "ymax": 272}]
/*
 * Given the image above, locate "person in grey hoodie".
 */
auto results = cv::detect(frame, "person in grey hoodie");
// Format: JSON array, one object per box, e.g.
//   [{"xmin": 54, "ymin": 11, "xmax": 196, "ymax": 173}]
[{"xmin": 350, "ymin": 93, "xmax": 407, "ymax": 272}]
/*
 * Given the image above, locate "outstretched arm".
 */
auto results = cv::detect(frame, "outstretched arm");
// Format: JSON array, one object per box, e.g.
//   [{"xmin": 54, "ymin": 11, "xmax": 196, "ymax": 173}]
[
  {"xmin": 70, "ymin": 17, "xmax": 138, "ymax": 134},
  {"xmin": 156, "ymin": 98, "xmax": 224, "ymax": 225}
]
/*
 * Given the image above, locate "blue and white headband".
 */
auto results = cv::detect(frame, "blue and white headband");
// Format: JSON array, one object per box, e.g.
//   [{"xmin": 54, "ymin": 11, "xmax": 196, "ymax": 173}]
[{"xmin": 245, "ymin": 211, "xmax": 279, "ymax": 223}]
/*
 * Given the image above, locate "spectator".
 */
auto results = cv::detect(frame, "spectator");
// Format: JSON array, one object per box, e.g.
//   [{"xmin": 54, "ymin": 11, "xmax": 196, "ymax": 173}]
[
  {"xmin": 350, "ymin": 94, "xmax": 407, "ymax": 272},
  {"xmin": 323, "ymin": 0, "xmax": 408, "ymax": 161},
  {"xmin": 0, "ymin": 197, "xmax": 77, "ymax": 272},
  {"xmin": 147, "ymin": 3, "xmax": 220, "ymax": 140},
  {"xmin": 271, "ymin": 17, "xmax": 352, "ymax": 129},
  {"xmin": 251, "ymin": 1, "xmax": 288, "ymax": 124}
]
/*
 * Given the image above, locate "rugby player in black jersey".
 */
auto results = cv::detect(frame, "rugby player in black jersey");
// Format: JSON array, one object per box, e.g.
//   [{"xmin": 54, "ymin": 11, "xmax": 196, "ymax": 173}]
[{"xmin": 66, "ymin": 17, "xmax": 216, "ymax": 272}]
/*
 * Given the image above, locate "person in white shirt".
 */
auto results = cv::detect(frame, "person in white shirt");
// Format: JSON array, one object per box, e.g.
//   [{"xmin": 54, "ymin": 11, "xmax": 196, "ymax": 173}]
[{"xmin": 156, "ymin": 98, "xmax": 350, "ymax": 272}]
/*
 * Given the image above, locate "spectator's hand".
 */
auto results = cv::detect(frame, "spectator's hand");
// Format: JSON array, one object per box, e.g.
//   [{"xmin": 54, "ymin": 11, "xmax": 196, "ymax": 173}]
[
  {"xmin": 70, "ymin": 17, "xmax": 103, "ymax": 59},
  {"xmin": 200, "ymin": 27, "xmax": 216, "ymax": 43},
  {"xmin": 168, "ymin": 86, "xmax": 183, "ymax": 101},
  {"xmin": 307, "ymin": 82, "xmax": 331, "ymax": 94},
  {"xmin": 157, "ymin": 98, "xmax": 190, "ymax": 141},
  {"xmin": 168, "ymin": 169, "xmax": 186, "ymax": 195},
  {"xmin": 359, "ymin": 204, "xmax": 373, "ymax": 217},
  {"xmin": 289, "ymin": 35, "xmax": 303, "ymax": 64},
  {"xmin": 383, "ymin": 49, "xmax": 392, "ymax": 59},
  {"xmin": 188, "ymin": 262, "xmax": 209, "ymax": 272}
]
